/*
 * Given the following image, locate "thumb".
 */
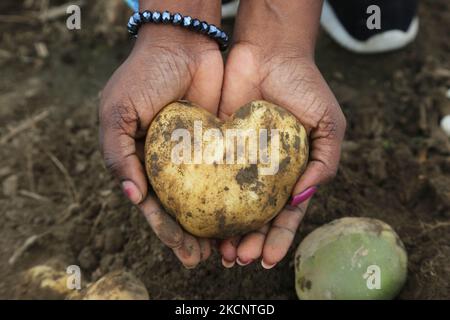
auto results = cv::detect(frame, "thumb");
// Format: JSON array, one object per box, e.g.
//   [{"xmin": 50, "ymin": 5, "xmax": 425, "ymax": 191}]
[
  {"xmin": 290, "ymin": 112, "xmax": 345, "ymax": 206},
  {"xmin": 219, "ymin": 46, "xmax": 262, "ymax": 119},
  {"xmin": 184, "ymin": 52, "xmax": 224, "ymax": 116}
]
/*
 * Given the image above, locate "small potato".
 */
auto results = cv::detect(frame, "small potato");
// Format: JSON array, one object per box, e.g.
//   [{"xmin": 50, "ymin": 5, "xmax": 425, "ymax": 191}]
[
  {"xmin": 21, "ymin": 264, "xmax": 148, "ymax": 300},
  {"xmin": 145, "ymin": 100, "xmax": 308, "ymax": 238},
  {"xmin": 80, "ymin": 271, "xmax": 149, "ymax": 300},
  {"xmin": 295, "ymin": 217, "xmax": 408, "ymax": 300},
  {"xmin": 23, "ymin": 264, "xmax": 72, "ymax": 299}
]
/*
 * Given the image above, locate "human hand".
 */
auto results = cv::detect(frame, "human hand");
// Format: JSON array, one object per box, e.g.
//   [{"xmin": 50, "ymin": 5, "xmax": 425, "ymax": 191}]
[
  {"xmin": 99, "ymin": 1, "xmax": 223, "ymax": 268},
  {"xmin": 218, "ymin": 0, "xmax": 346, "ymax": 269}
]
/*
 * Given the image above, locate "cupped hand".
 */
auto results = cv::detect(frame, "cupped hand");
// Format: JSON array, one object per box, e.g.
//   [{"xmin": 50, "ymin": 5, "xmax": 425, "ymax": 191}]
[
  {"xmin": 218, "ymin": 43, "xmax": 346, "ymax": 269},
  {"xmin": 99, "ymin": 26, "xmax": 223, "ymax": 268}
]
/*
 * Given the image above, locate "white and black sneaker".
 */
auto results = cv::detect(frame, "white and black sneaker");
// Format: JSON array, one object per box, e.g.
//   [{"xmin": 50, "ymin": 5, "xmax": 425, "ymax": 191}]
[
  {"xmin": 321, "ymin": 0, "xmax": 419, "ymax": 53},
  {"xmin": 222, "ymin": 0, "xmax": 239, "ymax": 19}
]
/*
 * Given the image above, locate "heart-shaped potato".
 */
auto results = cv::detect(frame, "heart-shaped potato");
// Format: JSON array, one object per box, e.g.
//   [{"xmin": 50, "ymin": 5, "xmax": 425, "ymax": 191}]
[{"xmin": 145, "ymin": 100, "xmax": 308, "ymax": 238}]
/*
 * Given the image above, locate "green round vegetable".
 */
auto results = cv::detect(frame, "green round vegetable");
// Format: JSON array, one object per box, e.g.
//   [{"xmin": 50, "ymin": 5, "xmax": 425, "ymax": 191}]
[{"xmin": 295, "ymin": 217, "xmax": 407, "ymax": 300}]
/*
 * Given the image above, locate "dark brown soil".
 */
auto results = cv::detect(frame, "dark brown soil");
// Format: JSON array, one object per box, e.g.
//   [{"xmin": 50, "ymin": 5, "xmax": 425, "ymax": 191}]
[{"xmin": 0, "ymin": 0, "xmax": 449, "ymax": 299}]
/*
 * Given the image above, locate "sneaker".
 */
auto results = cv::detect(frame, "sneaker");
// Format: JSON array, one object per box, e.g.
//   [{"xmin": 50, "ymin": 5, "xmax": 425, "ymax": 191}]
[
  {"xmin": 222, "ymin": 0, "xmax": 239, "ymax": 19},
  {"xmin": 320, "ymin": 0, "xmax": 419, "ymax": 53}
]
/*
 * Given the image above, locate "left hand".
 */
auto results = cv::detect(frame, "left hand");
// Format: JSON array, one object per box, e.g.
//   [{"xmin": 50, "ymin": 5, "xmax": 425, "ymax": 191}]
[{"xmin": 99, "ymin": 0, "xmax": 224, "ymax": 268}]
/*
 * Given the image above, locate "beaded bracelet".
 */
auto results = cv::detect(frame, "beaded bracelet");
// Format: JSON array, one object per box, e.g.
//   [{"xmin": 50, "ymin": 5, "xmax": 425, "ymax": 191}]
[{"xmin": 127, "ymin": 11, "xmax": 229, "ymax": 51}]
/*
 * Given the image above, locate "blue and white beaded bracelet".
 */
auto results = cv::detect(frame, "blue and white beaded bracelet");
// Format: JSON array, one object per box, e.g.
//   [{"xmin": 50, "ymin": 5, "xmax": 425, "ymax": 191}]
[{"xmin": 127, "ymin": 11, "xmax": 229, "ymax": 51}]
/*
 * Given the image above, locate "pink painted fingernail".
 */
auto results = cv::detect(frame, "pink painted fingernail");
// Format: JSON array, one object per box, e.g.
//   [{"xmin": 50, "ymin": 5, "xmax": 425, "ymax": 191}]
[
  {"xmin": 261, "ymin": 260, "xmax": 277, "ymax": 270},
  {"xmin": 121, "ymin": 180, "xmax": 143, "ymax": 205},
  {"xmin": 290, "ymin": 186, "xmax": 318, "ymax": 207},
  {"xmin": 222, "ymin": 257, "xmax": 235, "ymax": 268},
  {"xmin": 236, "ymin": 257, "xmax": 253, "ymax": 266}
]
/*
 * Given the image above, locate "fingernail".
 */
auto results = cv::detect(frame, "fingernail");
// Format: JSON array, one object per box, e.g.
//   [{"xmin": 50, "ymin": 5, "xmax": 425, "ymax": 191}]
[
  {"xmin": 290, "ymin": 186, "xmax": 318, "ymax": 207},
  {"xmin": 261, "ymin": 260, "xmax": 277, "ymax": 270},
  {"xmin": 236, "ymin": 257, "xmax": 253, "ymax": 266},
  {"xmin": 222, "ymin": 257, "xmax": 235, "ymax": 268},
  {"xmin": 121, "ymin": 180, "xmax": 143, "ymax": 205}
]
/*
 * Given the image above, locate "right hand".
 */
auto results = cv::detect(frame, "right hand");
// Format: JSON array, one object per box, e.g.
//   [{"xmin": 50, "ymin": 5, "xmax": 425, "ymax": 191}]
[
  {"xmin": 217, "ymin": 0, "xmax": 346, "ymax": 268},
  {"xmin": 99, "ymin": 24, "xmax": 223, "ymax": 268},
  {"xmin": 218, "ymin": 42, "xmax": 346, "ymax": 269}
]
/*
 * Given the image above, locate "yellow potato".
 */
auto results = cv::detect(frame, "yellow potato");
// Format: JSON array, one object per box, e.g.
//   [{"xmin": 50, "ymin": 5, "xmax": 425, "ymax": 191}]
[
  {"xmin": 23, "ymin": 264, "xmax": 73, "ymax": 298},
  {"xmin": 145, "ymin": 100, "xmax": 308, "ymax": 238},
  {"xmin": 80, "ymin": 271, "xmax": 149, "ymax": 300},
  {"xmin": 21, "ymin": 263, "xmax": 148, "ymax": 300}
]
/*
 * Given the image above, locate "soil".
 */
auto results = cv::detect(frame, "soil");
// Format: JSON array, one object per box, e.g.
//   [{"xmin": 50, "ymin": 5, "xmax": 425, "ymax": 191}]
[{"xmin": 0, "ymin": 0, "xmax": 449, "ymax": 299}]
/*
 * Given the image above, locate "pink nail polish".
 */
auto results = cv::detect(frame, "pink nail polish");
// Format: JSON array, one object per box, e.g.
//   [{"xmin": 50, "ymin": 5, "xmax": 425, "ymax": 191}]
[
  {"xmin": 121, "ymin": 180, "xmax": 142, "ymax": 205},
  {"xmin": 290, "ymin": 186, "xmax": 318, "ymax": 207}
]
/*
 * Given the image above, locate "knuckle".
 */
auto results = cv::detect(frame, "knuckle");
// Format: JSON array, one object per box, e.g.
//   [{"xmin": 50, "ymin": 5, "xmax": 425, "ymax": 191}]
[
  {"xmin": 101, "ymin": 141, "xmax": 135, "ymax": 180},
  {"xmin": 271, "ymin": 223, "xmax": 296, "ymax": 236},
  {"xmin": 148, "ymin": 210, "xmax": 184, "ymax": 249},
  {"xmin": 102, "ymin": 151, "xmax": 124, "ymax": 175},
  {"xmin": 173, "ymin": 240, "xmax": 201, "ymax": 269},
  {"xmin": 315, "ymin": 104, "xmax": 347, "ymax": 143},
  {"xmin": 285, "ymin": 204, "xmax": 306, "ymax": 216},
  {"xmin": 100, "ymin": 100, "xmax": 138, "ymax": 133},
  {"xmin": 109, "ymin": 103, "xmax": 139, "ymax": 134},
  {"xmin": 166, "ymin": 231, "xmax": 184, "ymax": 249},
  {"xmin": 319, "ymin": 111, "xmax": 340, "ymax": 139}
]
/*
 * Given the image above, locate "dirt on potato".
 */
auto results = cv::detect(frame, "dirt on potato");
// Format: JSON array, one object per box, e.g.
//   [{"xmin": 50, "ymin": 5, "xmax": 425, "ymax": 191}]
[
  {"xmin": 0, "ymin": 0, "xmax": 449, "ymax": 299},
  {"xmin": 145, "ymin": 101, "xmax": 308, "ymax": 239}
]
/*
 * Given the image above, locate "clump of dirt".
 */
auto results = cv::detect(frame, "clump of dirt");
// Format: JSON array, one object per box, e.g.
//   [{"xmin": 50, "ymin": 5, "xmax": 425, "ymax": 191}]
[{"xmin": 0, "ymin": 0, "xmax": 449, "ymax": 299}]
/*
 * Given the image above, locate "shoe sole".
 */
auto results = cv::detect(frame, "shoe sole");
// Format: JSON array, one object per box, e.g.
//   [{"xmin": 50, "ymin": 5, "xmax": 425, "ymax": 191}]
[{"xmin": 320, "ymin": 0, "xmax": 419, "ymax": 54}]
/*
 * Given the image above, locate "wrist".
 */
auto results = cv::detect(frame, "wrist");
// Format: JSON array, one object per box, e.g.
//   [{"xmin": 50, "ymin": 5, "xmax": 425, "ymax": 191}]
[
  {"xmin": 139, "ymin": 0, "xmax": 221, "ymax": 25},
  {"xmin": 136, "ymin": 0, "xmax": 222, "ymax": 52},
  {"xmin": 233, "ymin": 0, "xmax": 323, "ymax": 58}
]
